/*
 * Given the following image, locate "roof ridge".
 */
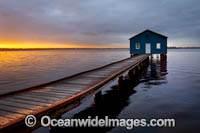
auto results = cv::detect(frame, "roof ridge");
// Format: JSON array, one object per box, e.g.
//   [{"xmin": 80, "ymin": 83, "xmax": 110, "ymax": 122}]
[{"xmin": 129, "ymin": 29, "xmax": 168, "ymax": 40}]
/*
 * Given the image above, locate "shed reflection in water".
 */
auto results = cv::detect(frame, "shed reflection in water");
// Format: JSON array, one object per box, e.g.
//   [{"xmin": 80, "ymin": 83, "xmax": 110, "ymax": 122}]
[
  {"xmin": 142, "ymin": 57, "xmax": 168, "ymax": 88},
  {"xmin": 47, "ymin": 57, "xmax": 167, "ymax": 133}
]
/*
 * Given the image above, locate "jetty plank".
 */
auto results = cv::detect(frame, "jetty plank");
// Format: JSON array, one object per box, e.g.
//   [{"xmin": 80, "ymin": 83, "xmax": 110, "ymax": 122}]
[
  {"xmin": 81, "ymin": 74, "xmax": 108, "ymax": 78},
  {"xmin": 64, "ymin": 77, "xmax": 104, "ymax": 85},
  {"xmin": 0, "ymin": 101, "xmax": 37, "ymax": 110},
  {"xmin": 48, "ymin": 89, "xmax": 79, "ymax": 94},
  {"xmin": 11, "ymin": 95, "xmax": 58, "ymax": 104},
  {"xmin": 0, "ymin": 105, "xmax": 34, "ymax": 115},
  {"xmin": 0, "ymin": 110, "xmax": 25, "ymax": 120},
  {"xmin": 51, "ymin": 87, "xmax": 83, "ymax": 92},
  {"xmin": 35, "ymin": 91, "xmax": 74, "ymax": 97},
  {"xmin": 3, "ymin": 98, "xmax": 46, "ymax": 106},
  {"xmin": 25, "ymin": 92, "xmax": 68, "ymax": 99}
]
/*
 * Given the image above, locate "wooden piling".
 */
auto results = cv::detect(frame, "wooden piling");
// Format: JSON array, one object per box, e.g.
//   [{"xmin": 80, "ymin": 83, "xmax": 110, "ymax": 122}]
[
  {"xmin": 160, "ymin": 54, "xmax": 167, "ymax": 61},
  {"xmin": 128, "ymin": 70, "xmax": 134, "ymax": 80},
  {"xmin": 117, "ymin": 76, "xmax": 124, "ymax": 88},
  {"xmin": 138, "ymin": 64, "xmax": 141, "ymax": 71}
]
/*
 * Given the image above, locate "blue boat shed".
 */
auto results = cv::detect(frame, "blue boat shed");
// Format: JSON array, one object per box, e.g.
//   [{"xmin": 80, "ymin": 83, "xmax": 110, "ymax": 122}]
[{"xmin": 129, "ymin": 30, "xmax": 168, "ymax": 57}]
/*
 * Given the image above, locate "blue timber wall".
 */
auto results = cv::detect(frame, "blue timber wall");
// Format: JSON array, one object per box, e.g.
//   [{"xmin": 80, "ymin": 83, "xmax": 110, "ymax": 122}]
[{"xmin": 130, "ymin": 31, "xmax": 167, "ymax": 54}]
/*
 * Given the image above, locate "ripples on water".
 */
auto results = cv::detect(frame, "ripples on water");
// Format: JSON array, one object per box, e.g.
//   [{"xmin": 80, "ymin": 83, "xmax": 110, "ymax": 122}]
[{"xmin": 1, "ymin": 49, "xmax": 200, "ymax": 133}]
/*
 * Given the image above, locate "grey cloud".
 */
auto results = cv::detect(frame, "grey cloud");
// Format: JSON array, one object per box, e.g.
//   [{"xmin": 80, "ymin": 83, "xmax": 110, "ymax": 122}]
[{"xmin": 0, "ymin": 0, "xmax": 200, "ymax": 47}]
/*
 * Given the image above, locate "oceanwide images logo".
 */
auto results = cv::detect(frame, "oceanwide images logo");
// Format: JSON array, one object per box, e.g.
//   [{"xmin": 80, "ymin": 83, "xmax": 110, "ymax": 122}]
[{"xmin": 25, "ymin": 114, "xmax": 175, "ymax": 129}]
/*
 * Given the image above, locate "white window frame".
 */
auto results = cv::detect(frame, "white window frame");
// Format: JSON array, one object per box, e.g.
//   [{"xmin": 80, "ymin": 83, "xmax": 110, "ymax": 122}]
[
  {"xmin": 136, "ymin": 43, "xmax": 140, "ymax": 49},
  {"xmin": 156, "ymin": 43, "xmax": 161, "ymax": 49}
]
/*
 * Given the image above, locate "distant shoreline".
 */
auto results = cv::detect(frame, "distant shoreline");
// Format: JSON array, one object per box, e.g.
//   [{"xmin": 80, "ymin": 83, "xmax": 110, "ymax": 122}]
[
  {"xmin": 0, "ymin": 47, "xmax": 200, "ymax": 51},
  {"xmin": 167, "ymin": 47, "xmax": 200, "ymax": 49}
]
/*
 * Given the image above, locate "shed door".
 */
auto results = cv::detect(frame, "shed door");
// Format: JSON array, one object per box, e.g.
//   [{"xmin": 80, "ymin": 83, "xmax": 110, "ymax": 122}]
[{"xmin": 145, "ymin": 43, "xmax": 151, "ymax": 54}]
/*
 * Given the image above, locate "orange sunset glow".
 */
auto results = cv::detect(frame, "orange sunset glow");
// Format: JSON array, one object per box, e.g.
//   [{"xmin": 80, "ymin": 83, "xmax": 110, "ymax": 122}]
[{"xmin": 0, "ymin": 42, "xmax": 126, "ymax": 49}]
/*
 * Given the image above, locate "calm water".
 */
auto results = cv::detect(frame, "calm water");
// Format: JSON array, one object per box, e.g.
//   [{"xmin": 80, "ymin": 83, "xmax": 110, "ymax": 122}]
[
  {"xmin": 1, "ymin": 49, "xmax": 200, "ymax": 132},
  {"xmin": 0, "ymin": 49, "xmax": 129, "ymax": 94}
]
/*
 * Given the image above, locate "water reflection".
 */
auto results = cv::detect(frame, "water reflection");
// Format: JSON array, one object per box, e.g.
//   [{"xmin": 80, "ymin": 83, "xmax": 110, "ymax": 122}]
[{"xmin": 142, "ymin": 57, "xmax": 168, "ymax": 88}]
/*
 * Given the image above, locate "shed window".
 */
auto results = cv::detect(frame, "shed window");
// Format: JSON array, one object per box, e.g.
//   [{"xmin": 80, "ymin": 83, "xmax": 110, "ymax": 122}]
[
  {"xmin": 136, "ymin": 43, "xmax": 140, "ymax": 49},
  {"xmin": 156, "ymin": 43, "xmax": 161, "ymax": 49}
]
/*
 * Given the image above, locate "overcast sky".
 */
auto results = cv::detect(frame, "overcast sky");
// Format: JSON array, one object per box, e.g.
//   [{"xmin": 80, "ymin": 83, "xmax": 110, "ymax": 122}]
[{"xmin": 0, "ymin": 0, "xmax": 200, "ymax": 48}]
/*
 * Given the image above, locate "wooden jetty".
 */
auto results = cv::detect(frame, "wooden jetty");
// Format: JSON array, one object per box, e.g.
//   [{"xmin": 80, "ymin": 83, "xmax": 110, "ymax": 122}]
[{"xmin": 0, "ymin": 54, "xmax": 149, "ymax": 132}]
